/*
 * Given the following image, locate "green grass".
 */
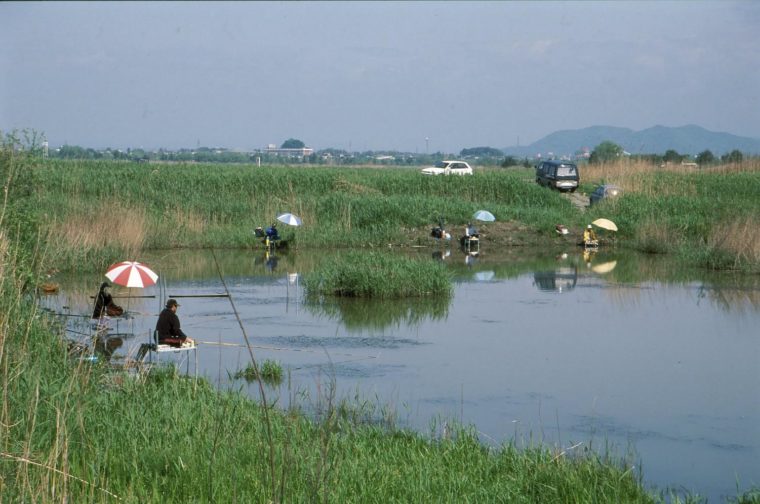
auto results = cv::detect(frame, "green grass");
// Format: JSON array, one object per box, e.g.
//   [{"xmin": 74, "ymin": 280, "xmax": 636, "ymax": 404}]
[
  {"xmin": 584, "ymin": 170, "xmax": 760, "ymax": 271},
  {"xmin": 24, "ymin": 159, "xmax": 572, "ymax": 270},
  {"xmin": 303, "ymin": 251, "xmax": 453, "ymax": 299},
  {"xmin": 9, "ymin": 157, "xmax": 760, "ymax": 272},
  {"xmin": 235, "ymin": 359, "xmax": 284, "ymax": 384}
]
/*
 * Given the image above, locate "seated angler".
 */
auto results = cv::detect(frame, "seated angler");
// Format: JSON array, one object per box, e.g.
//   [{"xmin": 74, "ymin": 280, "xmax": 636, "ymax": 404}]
[
  {"xmin": 583, "ymin": 224, "xmax": 598, "ymax": 246},
  {"xmin": 155, "ymin": 299, "xmax": 194, "ymax": 347},
  {"xmin": 266, "ymin": 223, "xmax": 280, "ymax": 241},
  {"xmin": 92, "ymin": 281, "xmax": 124, "ymax": 319},
  {"xmin": 465, "ymin": 222, "xmax": 479, "ymax": 238}
]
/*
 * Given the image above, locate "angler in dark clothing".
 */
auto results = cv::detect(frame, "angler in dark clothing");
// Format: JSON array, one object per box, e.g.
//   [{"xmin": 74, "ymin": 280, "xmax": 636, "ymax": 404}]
[
  {"xmin": 92, "ymin": 282, "xmax": 124, "ymax": 319},
  {"xmin": 155, "ymin": 298, "xmax": 194, "ymax": 347}
]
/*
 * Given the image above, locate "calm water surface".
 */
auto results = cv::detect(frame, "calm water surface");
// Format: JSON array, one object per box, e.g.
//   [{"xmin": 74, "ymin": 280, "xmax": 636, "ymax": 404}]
[{"xmin": 43, "ymin": 248, "xmax": 760, "ymax": 502}]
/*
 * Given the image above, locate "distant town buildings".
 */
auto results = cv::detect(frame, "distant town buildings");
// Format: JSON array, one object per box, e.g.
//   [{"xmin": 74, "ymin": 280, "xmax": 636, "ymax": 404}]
[{"xmin": 261, "ymin": 144, "xmax": 314, "ymax": 158}]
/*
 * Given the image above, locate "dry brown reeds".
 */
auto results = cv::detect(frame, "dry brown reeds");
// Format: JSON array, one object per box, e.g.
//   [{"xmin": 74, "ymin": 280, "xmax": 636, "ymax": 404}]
[
  {"xmin": 172, "ymin": 208, "xmax": 206, "ymax": 235},
  {"xmin": 48, "ymin": 202, "xmax": 147, "ymax": 257},
  {"xmin": 707, "ymin": 215, "xmax": 760, "ymax": 267},
  {"xmin": 633, "ymin": 218, "xmax": 683, "ymax": 254},
  {"xmin": 581, "ymin": 158, "xmax": 760, "ymax": 196},
  {"xmin": 0, "ymin": 229, "xmax": 7, "ymax": 283},
  {"xmin": 333, "ymin": 177, "xmax": 382, "ymax": 196},
  {"xmin": 705, "ymin": 158, "xmax": 760, "ymax": 174}
]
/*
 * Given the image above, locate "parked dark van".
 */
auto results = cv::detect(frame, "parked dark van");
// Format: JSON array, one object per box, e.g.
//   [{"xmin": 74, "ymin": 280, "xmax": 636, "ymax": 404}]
[{"xmin": 535, "ymin": 160, "xmax": 579, "ymax": 192}]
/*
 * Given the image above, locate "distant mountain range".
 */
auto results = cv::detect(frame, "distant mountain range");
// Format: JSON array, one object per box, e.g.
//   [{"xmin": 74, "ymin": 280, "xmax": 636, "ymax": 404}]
[{"xmin": 502, "ymin": 125, "xmax": 760, "ymax": 157}]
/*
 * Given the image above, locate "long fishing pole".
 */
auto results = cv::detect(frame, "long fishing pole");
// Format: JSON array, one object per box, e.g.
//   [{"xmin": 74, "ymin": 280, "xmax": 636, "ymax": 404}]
[
  {"xmin": 211, "ymin": 249, "xmax": 277, "ymax": 497},
  {"xmin": 167, "ymin": 294, "xmax": 230, "ymax": 298},
  {"xmin": 88, "ymin": 295, "xmax": 156, "ymax": 299}
]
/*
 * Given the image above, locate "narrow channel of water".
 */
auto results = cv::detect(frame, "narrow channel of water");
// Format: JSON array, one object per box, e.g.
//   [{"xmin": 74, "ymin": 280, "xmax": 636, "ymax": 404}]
[{"xmin": 42, "ymin": 247, "xmax": 760, "ymax": 502}]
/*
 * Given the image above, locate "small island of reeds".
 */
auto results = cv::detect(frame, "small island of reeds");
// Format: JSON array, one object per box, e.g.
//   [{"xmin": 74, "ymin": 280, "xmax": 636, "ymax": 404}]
[{"xmin": 303, "ymin": 251, "xmax": 453, "ymax": 299}]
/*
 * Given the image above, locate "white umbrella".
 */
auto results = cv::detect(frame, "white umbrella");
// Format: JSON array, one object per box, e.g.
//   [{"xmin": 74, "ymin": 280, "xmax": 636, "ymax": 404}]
[
  {"xmin": 472, "ymin": 210, "xmax": 495, "ymax": 222},
  {"xmin": 592, "ymin": 218, "xmax": 618, "ymax": 232},
  {"xmin": 276, "ymin": 213, "xmax": 303, "ymax": 227}
]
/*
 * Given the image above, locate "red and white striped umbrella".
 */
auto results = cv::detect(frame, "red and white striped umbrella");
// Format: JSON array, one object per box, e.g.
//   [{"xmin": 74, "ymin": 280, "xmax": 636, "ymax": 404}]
[{"xmin": 105, "ymin": 261, "xmax": 159, "ymax": 288}]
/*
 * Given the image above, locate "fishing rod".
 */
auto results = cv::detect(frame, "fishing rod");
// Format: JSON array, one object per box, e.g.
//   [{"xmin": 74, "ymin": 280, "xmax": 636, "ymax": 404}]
[
  {"xmin": 89, "ymin": 295, "xmax": 156, "ymax": 299},
  {"xmin": 211, "ymin": 249, "xmax": 277, "ymax": 493},
  {"xmin": 167, "ymin": 294, "xmax": 230, "ymax": 298}
]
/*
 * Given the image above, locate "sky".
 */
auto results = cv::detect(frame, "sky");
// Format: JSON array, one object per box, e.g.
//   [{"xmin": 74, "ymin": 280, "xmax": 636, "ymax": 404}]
[{"xmin": 1, "ymin": 1, "xmax": 759, "ymax": 153}]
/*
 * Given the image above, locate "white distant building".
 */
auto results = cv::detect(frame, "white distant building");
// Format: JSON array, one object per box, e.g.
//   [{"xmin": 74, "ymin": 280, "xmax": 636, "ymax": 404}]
[{"xmin": 263, "ymin": 144, "xmax": 314, "ymax": 158}]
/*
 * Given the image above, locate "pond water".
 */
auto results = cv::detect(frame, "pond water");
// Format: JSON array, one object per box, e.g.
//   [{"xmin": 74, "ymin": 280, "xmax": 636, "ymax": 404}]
[{"xmin": 41, "ymin": 247, "xmax": 760, "ymax": 502}]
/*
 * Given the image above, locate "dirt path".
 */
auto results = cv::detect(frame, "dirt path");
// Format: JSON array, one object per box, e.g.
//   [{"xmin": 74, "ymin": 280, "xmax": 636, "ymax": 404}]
[{"xmin": 563, "ymin": 190, "xmax": 590, "ymax": 211}]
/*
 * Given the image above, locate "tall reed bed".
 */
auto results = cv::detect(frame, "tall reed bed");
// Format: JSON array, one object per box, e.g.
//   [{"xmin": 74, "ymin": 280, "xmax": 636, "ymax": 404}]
[
  {"xmin": 30, "ymin": 160, "xmax": 574, "ymax": 269},
  {"xmin": 303, "ymin": 251, "xmax": 452, "ymax": 299},
  {"xmin": 579, "ymin": 159, "xmax": 760, "ymax": 271}
]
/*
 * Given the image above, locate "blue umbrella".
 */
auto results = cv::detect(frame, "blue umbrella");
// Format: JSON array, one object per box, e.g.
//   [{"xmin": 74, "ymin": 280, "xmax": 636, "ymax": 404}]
[{"xmin": 472, "ymin": 210, "xmax": 495, "ymax": 222}]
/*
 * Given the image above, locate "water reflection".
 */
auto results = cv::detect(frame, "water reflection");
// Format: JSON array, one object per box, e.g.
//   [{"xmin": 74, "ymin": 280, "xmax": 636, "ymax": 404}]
[
  {"xmin": 473, "ymin": 271, "xmax": 495, "ymax": 282},
  {"xmin": 94, "ymin": 334, "xmax": 124, "ymax": 362},
  {"xmin": 533, "ymin": 266, "xmax": 578, "ymax": 293},
  {"xmin": 464, "ymin": 251, "xmax": 478, "ymax": 266},
  {"xmin": 254, "ymin": 250, "xmax": 281, "ymax": 272},
  {"xmin": 432, "ymin": 249, "xmax": 451, "ymax": 261},
  {"xmin": 304, "ymin": 296, "xmax": 450, "ymax": 332},
  {"xmin": 698, "ymin": 281, "xmax": 760, "ymax": 314},
  {"xmin": 591, "ymin": 260, "xmax": 618, "ymax": 274}
]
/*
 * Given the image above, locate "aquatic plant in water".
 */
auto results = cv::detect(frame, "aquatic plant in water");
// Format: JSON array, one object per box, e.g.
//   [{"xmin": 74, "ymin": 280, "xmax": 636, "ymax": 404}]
[{"xmin": 303, "ymin": 251, "xmax": 453, "ymax": 299}]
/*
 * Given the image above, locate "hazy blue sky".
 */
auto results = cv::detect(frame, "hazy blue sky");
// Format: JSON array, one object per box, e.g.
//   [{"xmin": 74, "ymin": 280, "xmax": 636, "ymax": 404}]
[{"xmin": 2, "ymin": 1, "xmax": 759, "ymax": 153}]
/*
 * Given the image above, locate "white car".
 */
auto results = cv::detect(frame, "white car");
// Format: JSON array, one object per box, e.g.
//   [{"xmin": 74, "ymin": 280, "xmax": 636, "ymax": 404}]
[{"xmin": 421, "ymin": 160, "xmax": 473, "ymax": 176}]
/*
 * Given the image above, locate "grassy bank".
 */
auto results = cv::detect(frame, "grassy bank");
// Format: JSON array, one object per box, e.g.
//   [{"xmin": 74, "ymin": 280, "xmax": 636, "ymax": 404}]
[
  {"xmin": 15, "ymin": 156, "xmax": 760, "ymax": 274},
  {"xmin": 580, "ymin": 159, "xmax": 760, "ymax": 271},
  {"xmin": 26, "ymin": 158, "xmax": 570, "ymax": 271}
]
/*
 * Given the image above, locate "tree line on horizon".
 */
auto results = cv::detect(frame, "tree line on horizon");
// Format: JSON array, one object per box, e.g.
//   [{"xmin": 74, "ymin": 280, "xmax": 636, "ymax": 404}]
[
  {"xmin": 1, "ymin": 129, "xmax": 751, "ymax": 167},
  {"xmin": 584, "ymin": 140, "xmax": 744, "ymax": 166}
]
